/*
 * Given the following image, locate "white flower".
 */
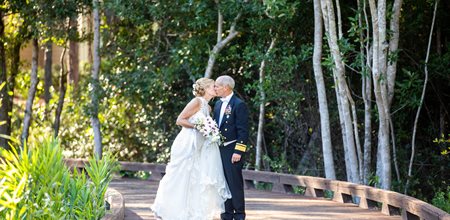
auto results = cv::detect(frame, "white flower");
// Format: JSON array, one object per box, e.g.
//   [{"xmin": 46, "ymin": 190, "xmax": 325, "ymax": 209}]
[{"xmin": 193, "ymin": 115, "xmax": 222, "ymax": 143}]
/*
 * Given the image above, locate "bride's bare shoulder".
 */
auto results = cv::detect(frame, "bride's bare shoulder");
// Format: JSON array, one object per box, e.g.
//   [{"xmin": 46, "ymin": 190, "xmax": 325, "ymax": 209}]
[
  {"xmin": 189, "ymin": 97, "xmax": 202, "ymax": 105},
  {"xmin": 182, "ymin": 97, "xmax": 201, "ymax": 110}
]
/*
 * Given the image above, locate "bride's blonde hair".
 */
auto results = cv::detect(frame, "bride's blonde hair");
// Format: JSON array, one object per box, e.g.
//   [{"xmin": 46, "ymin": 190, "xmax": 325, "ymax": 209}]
[{"xmin": 192, "ymin": 78, "xmax": 214, "ymax": 97}]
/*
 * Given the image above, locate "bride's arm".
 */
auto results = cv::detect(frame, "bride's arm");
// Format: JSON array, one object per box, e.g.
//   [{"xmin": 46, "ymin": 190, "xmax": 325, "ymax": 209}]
[{"xmin": 176, "ymin": 98, "xmax": 201, "ymax": 128}]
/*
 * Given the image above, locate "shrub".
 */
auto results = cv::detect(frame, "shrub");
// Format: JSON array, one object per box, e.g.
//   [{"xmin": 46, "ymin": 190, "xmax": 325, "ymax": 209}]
[
  {"xmin": 432, "ymin": 186, "xmax": 450, "ymax": 213},
  {"xmin": 0, "ymin": 138, "xmax": 119, "ymax": 219}
]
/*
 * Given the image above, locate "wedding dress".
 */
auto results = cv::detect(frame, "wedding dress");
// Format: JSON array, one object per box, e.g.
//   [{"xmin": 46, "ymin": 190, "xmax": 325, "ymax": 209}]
[{"xmin": 151, "ymin": 97, "xmax": 232, "ymax": 220}]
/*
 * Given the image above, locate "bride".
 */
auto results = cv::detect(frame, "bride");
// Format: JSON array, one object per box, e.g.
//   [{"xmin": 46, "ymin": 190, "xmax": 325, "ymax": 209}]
[{"xmin": 151, "ymin": 78, "xmax": 232, "ymax": 220}]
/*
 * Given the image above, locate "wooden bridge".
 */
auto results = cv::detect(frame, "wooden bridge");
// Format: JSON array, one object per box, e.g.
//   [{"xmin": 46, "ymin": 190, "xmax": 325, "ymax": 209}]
[{"xmin": 65, "ymin": 159, "xmax": 450, "ymax": 220}]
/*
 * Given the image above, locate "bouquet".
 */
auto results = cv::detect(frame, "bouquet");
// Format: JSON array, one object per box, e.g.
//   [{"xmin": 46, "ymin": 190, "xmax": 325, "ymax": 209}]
[{"xmin": 193, "ymin": 115, "xmax": 222, "ymax": 143}]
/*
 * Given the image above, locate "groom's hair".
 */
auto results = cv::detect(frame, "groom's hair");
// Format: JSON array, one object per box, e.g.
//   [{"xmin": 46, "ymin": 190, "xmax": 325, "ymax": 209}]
[{"xmin": 216, "ymin": 75, "xmax": 235, "ymax": 90}]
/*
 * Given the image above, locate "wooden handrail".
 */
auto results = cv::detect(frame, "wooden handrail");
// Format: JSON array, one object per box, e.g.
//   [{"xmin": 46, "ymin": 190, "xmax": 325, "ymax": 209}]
[
  {"xmin": 64, "ymin": 159, "xmax": 450, "ymax": 220},
  {"xmin": 242, "ymin": 170, "xmax": 449, "ymax": 220}
]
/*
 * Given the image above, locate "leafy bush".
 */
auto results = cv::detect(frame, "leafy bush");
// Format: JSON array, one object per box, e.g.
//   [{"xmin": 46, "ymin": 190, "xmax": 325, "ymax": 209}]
[
  {"xmin": 0, "ymin": 138, "xmax": 119, "ymax": 219},
  {"xmin": 432, "ymin": 186, "xmax": 450, "ymax": 213}
]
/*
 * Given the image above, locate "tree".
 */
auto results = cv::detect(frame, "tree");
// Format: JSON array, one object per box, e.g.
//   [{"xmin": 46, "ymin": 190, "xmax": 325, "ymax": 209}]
[
  {"xmin": 43, "ymin": 41, "xmax": 52, "ymax": 117},
  {"xmin": 368, "ymin": 0, "xmax": 403, "ymax": 190},
  {"xmin": 91, "ymin": 0, "xmax": 102, "ymax": 158},
  {"xmin": 313, "ymin": 0, "xmax": 336, "ymax": 179},
  {"xmin": 0, "ymin": 10, "xmax": 9, "ymax": 149},
  {"xmin": 54, "ymin": 47, "xmax": 67, "ymax": 138},
  {"xmin": 204, "ymin": 1, "xmax": 245, "ymax": 78},
  {"xmin": 255, "ymin": 37, "xmax": 276, "ymax": 171},
  {"xmin": 321, "ymin": 0, "xmax": 360, "ymax": 183},
  {"xmin": 21, "ymin": 38, "xmax": 39, "ymax": 146},
  {"xmin": 19, "ymin": 0, "xmax": 41, "ymax": 146},
  {"xmin": 406, "ymin": 0, "xmax": 439, "ymax": 194},
  {"xmin": 0, "ymin": 1, "xmax": 28, "ymax": 149}
]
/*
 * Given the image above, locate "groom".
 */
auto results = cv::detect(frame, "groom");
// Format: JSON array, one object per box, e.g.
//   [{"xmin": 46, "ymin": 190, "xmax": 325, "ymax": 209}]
[{"xmin": 214, "ymin": 75, "xmax": 249, "ymax": 220}]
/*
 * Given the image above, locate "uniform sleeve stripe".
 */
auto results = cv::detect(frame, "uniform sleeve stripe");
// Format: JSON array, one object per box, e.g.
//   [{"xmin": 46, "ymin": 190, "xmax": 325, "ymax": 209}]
[{"xmin": 235, "ymin": 144, "xmax": 246, "ymax": 152}]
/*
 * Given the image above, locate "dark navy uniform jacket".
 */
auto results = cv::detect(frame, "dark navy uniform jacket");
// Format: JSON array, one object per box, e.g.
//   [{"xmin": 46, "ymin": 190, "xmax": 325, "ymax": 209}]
[{"xmin": 214, "ymin": 94, "xmax": 249, "ymax": 155}]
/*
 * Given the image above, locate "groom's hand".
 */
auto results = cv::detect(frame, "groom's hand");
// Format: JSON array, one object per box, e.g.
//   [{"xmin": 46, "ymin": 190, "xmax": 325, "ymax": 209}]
[{"xmin": 231, "ymin": 153, "xmax": 241, "ymax": 163}]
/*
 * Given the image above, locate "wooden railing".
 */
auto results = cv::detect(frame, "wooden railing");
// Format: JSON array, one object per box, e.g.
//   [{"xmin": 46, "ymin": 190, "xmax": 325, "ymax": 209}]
[
  {"xmin": 242, "ymin": 170, "xmax": 450, "ymax": 220},
  {"xmin": 65, "ymin": 159, "xmax": 450, "ymax": 220}
]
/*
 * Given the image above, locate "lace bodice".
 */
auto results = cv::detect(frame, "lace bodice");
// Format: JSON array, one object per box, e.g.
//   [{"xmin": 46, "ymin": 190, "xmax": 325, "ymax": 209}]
[
  {"xmin": 198, "ymin": 97, "xmax": 210, "ymax": 115},
  {"xmin": 188, "ymin": 97, "xmax": 210, "ymax": 123}
]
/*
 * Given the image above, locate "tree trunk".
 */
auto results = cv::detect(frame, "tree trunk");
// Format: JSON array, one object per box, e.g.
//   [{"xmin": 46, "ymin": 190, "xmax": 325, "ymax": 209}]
[
  {"xmin": 0, "ymin": 12, "xmax": 9, "ymax": 149},
  {"xmin": 369, "ymin": 0, "xmax": 403, "ymax": 190},
  {"xmin": 54, "ymin": 47, "xmax": 67, "ymax": 138},
  {"xmin": 91, "ymin": 0, "xmax": 102, "ymax": 158},
  {"xmin": 368, "ymin": 0, "xmax": 390, "ymax": 190},
  {"xmin": 2, "ymin": 43, "xmax": 21, "ymax": 147},
  {"xmin": 335, "ymin": 0, "xmax": 343, "ymax": 39},
  {"xmin": 204, "ymin": 2, "xmax": 241, "ymax": 78},
  {"xmin": 359, "ymin": 0, "xmax": 373, "ymax": 185},
  {"xmin": 44, "ymin": 41, "xmax": 52, "ymax": 117},
  {"xmin": 386, "ymin": 0, "xmax": 403, "ymax": 188},
  {"xmin": 386, "ymin": 0, "xmax": 403, "ymax": 107},
  {"xmin": 333, "ymin": 0, "xmax": 363, "ymax": 180},
  {"xmin": 405, "ymin": 0, "xmax": 438, "ymax": 195},
  {"xmin": 362, "ymin": 68, "xmax": 372, "ymax": 185},
  {"xmin": 21, "ymin": 39, "xmax": 39, "ymax": 147},
  {"xmin": 322, "ymin": 0, "xmax": 360, "ymax": 183},
  {"xmin": 69, "ymin": 16, "xmax": 79, "ymax": 88},
  {"xmin": 313, "ymin": 0, "xmax": 336, "ymax": 179},
  {"xmin": 255, "ymin": 38, "xmax": 276, "ymax": 171},
  {"xmin": 390, "ymin": 119, "xmax": 400, "ymax": 182}
]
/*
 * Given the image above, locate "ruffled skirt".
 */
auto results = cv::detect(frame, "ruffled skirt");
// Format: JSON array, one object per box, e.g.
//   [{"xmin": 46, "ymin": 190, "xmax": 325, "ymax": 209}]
[{"xmin": 151, "ymin": 128, "xmax": 231, "ymax": 220}]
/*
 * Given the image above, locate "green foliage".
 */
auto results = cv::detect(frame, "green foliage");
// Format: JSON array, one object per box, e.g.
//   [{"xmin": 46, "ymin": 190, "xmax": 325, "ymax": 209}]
[
  {"xmin": 368, "ymin": 173, "xmax": 380, "ymax": 188},
  {"xmin": 396, "ymin": 68, "xmax": 424, "ymax": 109},
  {"xmin": 0, "ymin": 137, "xmax": 119, "ymax": 219},
  {"xmin": 255, "ymin": 182, "xmax": 273, "ymax": 191},
  {"xmin": 324, "ymin": 190, "xmax": 334, "ymax": 199},
  {"xmin": 262, "ymin": 154, "xmax": 292, "ymax": 173},
  {"xmin": 432, "ymin": 186, "xmax": 450, "ymax": 213},
  {"xmin": 292, "ymin": 185, "xmax": 306, "ymax": 195},
  {"xmin": 119, "ymin": 170, "xmax": 151, "ymax": 180},
  {"xmin": 433, "ymin": 134, "xmax": 450, "ymax": 156}
]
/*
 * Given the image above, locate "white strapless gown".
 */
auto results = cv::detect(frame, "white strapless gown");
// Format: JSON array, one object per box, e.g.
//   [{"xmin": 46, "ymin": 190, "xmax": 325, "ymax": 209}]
[{"xmin": 151, "ymin": 98, "xmax": 231, "ymax": 220}]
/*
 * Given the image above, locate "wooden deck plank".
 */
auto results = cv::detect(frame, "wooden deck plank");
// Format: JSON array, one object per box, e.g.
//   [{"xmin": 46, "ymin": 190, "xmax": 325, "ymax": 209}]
[{"xmin": 109, "ymin": 178, "xmax": 401, "ymax": 220}]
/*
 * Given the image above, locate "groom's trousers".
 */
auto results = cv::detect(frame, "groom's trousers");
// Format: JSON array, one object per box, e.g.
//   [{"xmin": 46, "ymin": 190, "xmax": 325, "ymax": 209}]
[{"xmin": 220, "ymin": 144, "xmax": 246, "ymax": 220}]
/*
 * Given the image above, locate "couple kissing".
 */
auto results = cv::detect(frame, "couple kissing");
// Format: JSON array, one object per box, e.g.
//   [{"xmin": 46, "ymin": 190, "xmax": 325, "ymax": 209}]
[{"xmin": 152, "ymin": 75, "xmax": 249, "ymax": 220}]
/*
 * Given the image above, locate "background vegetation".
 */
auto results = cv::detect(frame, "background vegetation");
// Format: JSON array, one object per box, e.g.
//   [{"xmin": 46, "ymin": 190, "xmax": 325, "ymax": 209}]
[
  {"xmin": 0, "ymin": 138, "xmax": 119, "ymax": 219},
  {"xmin": 1, "ymin": 0, "xmax": 449, "ymax": 212}
]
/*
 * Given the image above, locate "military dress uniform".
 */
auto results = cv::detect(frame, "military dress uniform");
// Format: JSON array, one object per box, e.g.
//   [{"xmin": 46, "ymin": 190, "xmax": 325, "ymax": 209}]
[{"xmin": 214, "ymin": 94, "xmax": 249, "ymax": 220}]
